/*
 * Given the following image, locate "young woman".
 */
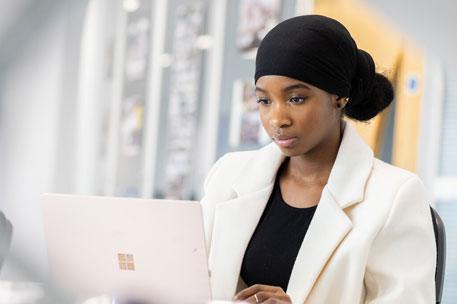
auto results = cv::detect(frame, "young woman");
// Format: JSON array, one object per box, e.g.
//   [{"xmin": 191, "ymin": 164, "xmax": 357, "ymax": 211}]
[{"xmin": 201, "ymin": 15, "xmax": 435, "ymax": 303}]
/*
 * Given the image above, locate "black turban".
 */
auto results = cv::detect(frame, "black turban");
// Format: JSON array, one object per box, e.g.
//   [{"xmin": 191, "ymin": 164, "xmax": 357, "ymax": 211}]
[{"xmin": 254, "ymin": 15, "xmax": 393, "ymax": 121}]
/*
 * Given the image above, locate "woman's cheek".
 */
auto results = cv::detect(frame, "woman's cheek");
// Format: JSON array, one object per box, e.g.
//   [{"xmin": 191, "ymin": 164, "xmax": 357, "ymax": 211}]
[{"xmin": 259, "ymin": 110, "xmax": 272, "ymax": 136}]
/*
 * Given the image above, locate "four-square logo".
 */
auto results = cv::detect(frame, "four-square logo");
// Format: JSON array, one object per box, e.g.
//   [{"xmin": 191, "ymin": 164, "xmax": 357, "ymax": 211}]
[{"xmin": 118, "ymin": 253, "xmax": 135, "ymax": 271}]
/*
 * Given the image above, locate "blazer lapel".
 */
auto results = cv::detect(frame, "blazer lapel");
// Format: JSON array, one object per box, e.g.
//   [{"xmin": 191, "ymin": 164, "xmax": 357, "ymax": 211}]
[
  {"xmin": 209, "ymin": 144, "xmax": 286, "ymax": 299},
  {"xmin": 286, "ymin": 186, "xmax": 352, "ymax": 303},
  {"xmin": 208, "ymin": 185, "xmax": 274, "ymax": 299},
  {"xmin": 287, "ymin": 122, "xmax": 374, "ymax": 302}
]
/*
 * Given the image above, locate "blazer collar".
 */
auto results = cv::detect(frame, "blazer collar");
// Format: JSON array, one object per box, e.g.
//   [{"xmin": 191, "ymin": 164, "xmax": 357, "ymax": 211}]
[
  {"xmin": 209, "ymin": 122, "xmax": 374, "ymax": 301},
  {"xmin": 232, "ymin": 121, "xmax": 374, "ymax": 209}
]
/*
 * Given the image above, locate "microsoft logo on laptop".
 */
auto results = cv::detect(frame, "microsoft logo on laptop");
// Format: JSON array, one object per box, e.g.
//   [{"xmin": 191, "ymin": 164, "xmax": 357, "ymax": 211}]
[{"xmin": 118, "ymin": 253, "xmax": 135, "ymax": 271}]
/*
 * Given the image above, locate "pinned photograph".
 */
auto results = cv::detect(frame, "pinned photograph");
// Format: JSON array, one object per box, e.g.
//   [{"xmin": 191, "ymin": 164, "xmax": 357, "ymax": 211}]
[
  {"xmin": 236, "ymin": 0, "xmax": 281, "ymax": 58},
  {"xmin": 120, "ymin": 95, "xmax": 145, "ymax": 157},
  {"xmin": 125, "ymin": 17, "xmax": 150, "ymax": 81},
  {"xmin": 229, "ymin": 79, "xmax": 270, "ymax": 148}
]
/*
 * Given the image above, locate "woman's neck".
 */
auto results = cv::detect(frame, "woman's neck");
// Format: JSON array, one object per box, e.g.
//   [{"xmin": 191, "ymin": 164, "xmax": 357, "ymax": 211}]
[{"xmin": 285, "ymin": 121, "xmax": 344, "ymax": 186}]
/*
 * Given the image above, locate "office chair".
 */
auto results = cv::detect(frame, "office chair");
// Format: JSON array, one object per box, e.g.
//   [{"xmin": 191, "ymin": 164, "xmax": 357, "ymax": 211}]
[{"xmin": 430, "ymin": 206, "xmax": 446, "ymax": 304}]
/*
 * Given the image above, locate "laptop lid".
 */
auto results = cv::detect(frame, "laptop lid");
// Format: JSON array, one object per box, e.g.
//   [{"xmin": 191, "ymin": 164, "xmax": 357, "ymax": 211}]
[{"xmin": 41, "ymin": 193, "xmax": 211, "ymax": 303}]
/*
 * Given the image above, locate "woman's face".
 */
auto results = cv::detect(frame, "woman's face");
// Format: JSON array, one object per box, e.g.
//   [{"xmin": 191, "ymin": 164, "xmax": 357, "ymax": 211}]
[{"xmin": 255, "ymin": 75, "xmax": 342, "ymax": 157}]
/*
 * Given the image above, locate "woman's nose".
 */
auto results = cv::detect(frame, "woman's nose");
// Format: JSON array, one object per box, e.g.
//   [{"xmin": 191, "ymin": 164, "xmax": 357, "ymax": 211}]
[{"xmin": 269, "ymin": 106, "xmax": 292, "ymax": 130}]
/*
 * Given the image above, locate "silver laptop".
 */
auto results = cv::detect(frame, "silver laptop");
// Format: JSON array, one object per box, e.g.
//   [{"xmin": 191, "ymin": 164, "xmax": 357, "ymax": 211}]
[{"xmin": 41, "ymin": 193, "xmax": 211, "ymax": 303}]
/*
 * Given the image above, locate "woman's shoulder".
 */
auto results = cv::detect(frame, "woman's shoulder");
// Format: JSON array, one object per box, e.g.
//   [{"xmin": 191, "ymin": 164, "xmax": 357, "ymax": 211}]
[
  {"xmin": 372, "ymin": 158, "xmax": 421, "ymax": 182},
  {"xmin": 203, "ymin": 147, "xmax": 265, "ymax": 193},
  {"xmin": 368, "ymin": 157, "xmax": 428, "ymax": 200},
  {"xmin": 372, "ymin": 158, "xmax": 416, "ymax": 179},
  {"xmin": 218, "ymin": 148, "xmax": 262, "ymax": 170},
  {"xmin": 352, "ymin": 158, "xmax": 431, "ymax": 244},
  {"xmin": 220, "ymin": 148, "xmax": 260, "ymax": 163}
]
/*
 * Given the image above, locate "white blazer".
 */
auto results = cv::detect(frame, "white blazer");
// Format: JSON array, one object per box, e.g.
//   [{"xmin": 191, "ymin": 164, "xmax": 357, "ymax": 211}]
[{"xmin": 200, "ymin": 122, "xmax": 436, "ymax": 304}]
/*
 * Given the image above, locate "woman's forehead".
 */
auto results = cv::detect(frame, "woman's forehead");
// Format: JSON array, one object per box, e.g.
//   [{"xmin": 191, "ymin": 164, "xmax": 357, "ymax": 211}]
[{"xmin": 256, "ymin": 75, "xmax": 316, "ymax": 92}]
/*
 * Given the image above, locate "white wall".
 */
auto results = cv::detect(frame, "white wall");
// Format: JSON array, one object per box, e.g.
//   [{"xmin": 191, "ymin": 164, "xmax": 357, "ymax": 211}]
[
  {"xmin": 0, "ymin": 2, "xmax": 85, "ymax": 280},
  {"xmin": 364, "ymin": 0, "xmax": 457, "ymax": 68}
]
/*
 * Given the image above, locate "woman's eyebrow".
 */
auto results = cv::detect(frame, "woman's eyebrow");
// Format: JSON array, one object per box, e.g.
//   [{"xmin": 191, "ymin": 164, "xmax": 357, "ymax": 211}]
[
  {"xmin": 255, "ymin": 83, "xmax": 311, "ymax": 93},
  {"xmin": 283, "ymin": 83, "xmax": 311, "ymax": 92},
  {"xmin": 255, "ymin": 86, "xmax": 267, "ymax": 93}
]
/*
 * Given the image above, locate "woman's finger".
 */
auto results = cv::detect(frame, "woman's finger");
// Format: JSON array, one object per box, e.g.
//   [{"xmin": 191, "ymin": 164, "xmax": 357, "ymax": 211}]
[
  {"xmin": 262, "ymin": 298, "xmax": 289, "ymax": 304},
  {"xmin": 246, "ymin": 291, "xmax": 277, "ymax": 303},
  {"xmin": 234, "ymin": 284, "xmax": 280, "ymax": 300}
]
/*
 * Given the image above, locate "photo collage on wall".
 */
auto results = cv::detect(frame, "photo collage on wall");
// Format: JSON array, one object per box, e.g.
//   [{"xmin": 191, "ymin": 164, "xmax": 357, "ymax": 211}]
[
  {"xmin": 229, "ymin": 79, "xmax": 270, "ymax": 149},
  {"xmin": 96, "ymin": 34, "xmax": 115, "ymax": 196},
  {"xmin": 163, "ymin": 0, "xmax": 207, "ymax": 199},
  {"xmin": 117, "ymin": 0, "xmax": 151, "ymax": 197},
  {"xmin": 121, "ymin": 12, "xmax": 149, "ymax": 157},
  {"xmin": 236, "ymin": 0, "xmax": 281, "ymax": 58}
]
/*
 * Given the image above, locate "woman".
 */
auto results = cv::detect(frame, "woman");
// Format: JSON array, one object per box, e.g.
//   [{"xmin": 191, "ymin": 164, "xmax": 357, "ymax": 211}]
[{"xmin": 201, "ymin": 15, "xmax": 435, "ymax": 303}]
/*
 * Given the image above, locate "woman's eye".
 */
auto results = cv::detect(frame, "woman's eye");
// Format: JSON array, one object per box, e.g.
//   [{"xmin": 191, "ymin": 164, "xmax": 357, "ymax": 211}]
[
  {"xmin": 289, "ymin": 97, "xmax": 306, "ymax": 104},
  {"xmin": 256, "ymin": 98, "xmax": 271, "ymax": 105}
]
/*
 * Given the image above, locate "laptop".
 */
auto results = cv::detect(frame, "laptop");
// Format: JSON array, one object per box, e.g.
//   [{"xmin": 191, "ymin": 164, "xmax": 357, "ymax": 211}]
[{"xmin": 41, "ymin": 193, "xmax": 212, "ymax": 303}]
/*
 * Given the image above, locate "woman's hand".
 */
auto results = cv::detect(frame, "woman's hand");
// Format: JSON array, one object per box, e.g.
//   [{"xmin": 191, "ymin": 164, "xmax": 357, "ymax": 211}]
[{"xmin": 233, "ymin": 284, "xmax": 292, "ymax": 303}]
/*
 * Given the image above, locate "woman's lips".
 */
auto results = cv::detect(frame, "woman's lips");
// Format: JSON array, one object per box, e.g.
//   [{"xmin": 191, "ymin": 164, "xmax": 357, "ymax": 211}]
[{"xmin": 273, "ymin": 136, "xmax": 298, "ymax": 148}]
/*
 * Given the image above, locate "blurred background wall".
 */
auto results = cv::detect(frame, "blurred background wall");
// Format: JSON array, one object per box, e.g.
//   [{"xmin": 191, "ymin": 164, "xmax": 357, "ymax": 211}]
[{"xmin": 0, "ymin": 0, "xmax": 456, "ymax": 301}]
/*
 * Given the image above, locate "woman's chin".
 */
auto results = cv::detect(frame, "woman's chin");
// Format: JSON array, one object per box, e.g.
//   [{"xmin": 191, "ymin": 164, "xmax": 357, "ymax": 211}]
[{"xmin": 276, "ymin": 145, "xmax": 304, "ymax": 157}]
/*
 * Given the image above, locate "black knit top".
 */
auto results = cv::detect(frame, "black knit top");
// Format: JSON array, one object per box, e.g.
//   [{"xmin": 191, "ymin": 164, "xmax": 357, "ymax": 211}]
[{"xmin": 240, "ymin": 161, "xmax": 317, "ymax": 291}]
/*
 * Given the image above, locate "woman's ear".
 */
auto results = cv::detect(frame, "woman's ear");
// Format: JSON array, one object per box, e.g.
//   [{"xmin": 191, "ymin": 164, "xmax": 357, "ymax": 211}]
[
  {"xmin": 332, "ymin": 95, "xmax": 343, "ymax": 108},
  {"xmin": 335, "ymin": 96, "xmax": 349, "ymax": 109}
]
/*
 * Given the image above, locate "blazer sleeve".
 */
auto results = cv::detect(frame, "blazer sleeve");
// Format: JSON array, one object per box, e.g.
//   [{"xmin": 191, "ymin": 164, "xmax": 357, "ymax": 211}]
[
  {"xmin": 364, "ymin": 176, "xmax": 436, "ymax": 303},
  {"xmin": 200, "ymin": 155, "xmax": 228, "ymax": 255}
]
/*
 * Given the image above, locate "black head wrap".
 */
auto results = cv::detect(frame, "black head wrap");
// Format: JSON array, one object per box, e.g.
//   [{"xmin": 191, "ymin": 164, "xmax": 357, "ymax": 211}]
[{"xmin": 255, "ymin": 15, "xmax": 393, "ymax": 121}]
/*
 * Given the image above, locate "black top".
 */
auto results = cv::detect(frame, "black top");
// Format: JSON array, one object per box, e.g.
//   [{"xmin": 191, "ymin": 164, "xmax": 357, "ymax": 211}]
[{"xmin": 240, "ymin": 160, "xmax": 317, "ymax": 291}]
